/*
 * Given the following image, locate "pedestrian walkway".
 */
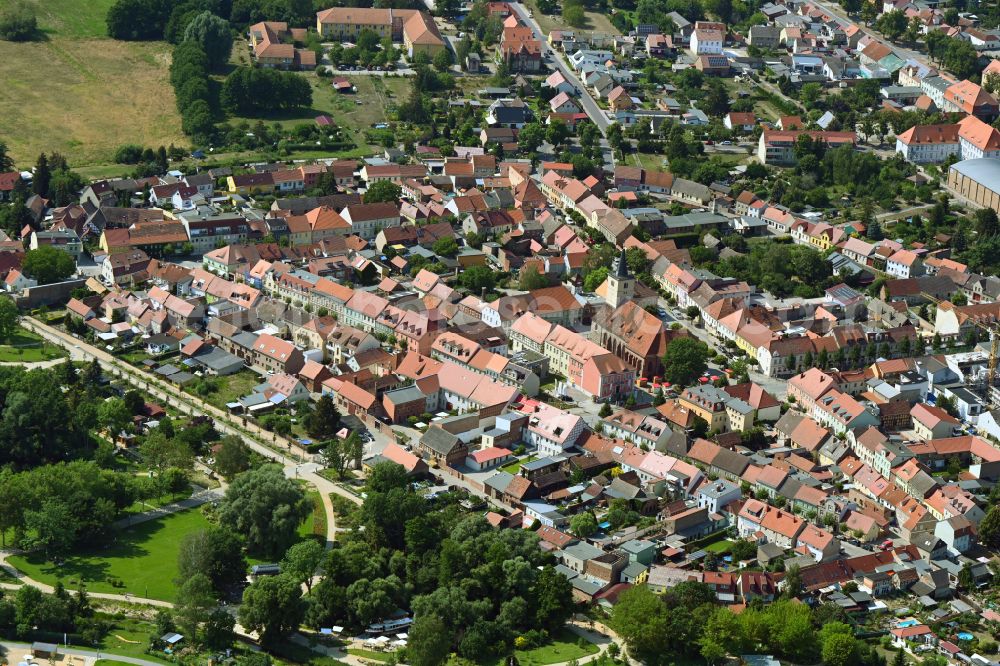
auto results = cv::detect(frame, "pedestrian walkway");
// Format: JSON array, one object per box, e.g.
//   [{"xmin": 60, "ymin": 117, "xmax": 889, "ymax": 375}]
[
  {"xmin": 0, "ymin": 640, "xmax": 166, "ymax": 666},
  {"xmin": 0, "ymin": 357, "xmax": 67, "ymax": 369},
  {"xmin": 113, "ymin": 487, "xmax": 224, "ymax": 529}
]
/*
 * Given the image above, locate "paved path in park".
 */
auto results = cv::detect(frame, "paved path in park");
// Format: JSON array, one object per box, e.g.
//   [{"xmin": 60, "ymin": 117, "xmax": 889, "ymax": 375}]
[
  {"xmin": 0, "ymin": 357, "xmax": 67, "ymax": 368},
  {"xmin": 0, "ymin": 641, "xmax": 166, "ymax": 666},
  {"xmin": 0, "ymin": 549, "xmax": 173, "ymax": 608},
  {"xmin": 112, "ymin": 487, "xmax": 224, "ymax": 529}
]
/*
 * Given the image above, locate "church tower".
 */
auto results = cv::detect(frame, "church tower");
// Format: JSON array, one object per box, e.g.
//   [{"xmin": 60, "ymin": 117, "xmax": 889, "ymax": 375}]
[{"xmin": 606, "ymin": 248, "xmax": 634, "ymax": 309}]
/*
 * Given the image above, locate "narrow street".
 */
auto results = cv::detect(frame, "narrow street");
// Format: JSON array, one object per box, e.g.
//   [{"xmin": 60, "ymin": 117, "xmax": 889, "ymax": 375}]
[
  {"xmin": 808, "ymin": 0, "xmax": 933, "ymax": 68},
  {"xmin": 508, "ymin": 0, "xmax": 617, "ymax": 172}
]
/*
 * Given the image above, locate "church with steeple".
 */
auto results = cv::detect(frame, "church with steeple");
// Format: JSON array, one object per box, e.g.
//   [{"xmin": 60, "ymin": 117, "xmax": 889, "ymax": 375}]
[{"xmin": 606, "ymin": 248, "xmax": 635, "ymax": 309}]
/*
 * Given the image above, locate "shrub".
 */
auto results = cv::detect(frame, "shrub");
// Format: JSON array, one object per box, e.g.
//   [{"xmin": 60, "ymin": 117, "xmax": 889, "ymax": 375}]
[
  {"xmin": 114, "ymin": 144, "xmax": 146, "ymax": 164},
  {"xmin": 0, "ymin": 1, "xmax": 38, "ymax": 41}
]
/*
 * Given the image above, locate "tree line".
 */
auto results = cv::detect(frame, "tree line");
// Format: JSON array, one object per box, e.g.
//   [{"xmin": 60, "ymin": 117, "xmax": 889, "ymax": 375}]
[
  {"xmin": 110, "ymin": 0, "xmax": 312, "ymax": 142},
  {"xmin": 221, "ymin": 67, "xmax": 313, "ymax": 115},
  {"xmin": 0, "ymin": 583, "xmax": 106, "ymax": 644}
]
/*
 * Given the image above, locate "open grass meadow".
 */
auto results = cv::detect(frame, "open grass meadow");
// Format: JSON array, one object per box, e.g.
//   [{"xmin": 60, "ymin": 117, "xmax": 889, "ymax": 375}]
[
  {"xmin": 471, "ymin": 629, "xmax": 601, "ymax": 666},
  {"xmin": 0, "ymin": 328, "xmax": 66, "ymax": 362},
  {"xmin": 0, "ymin": 0, "xmax": 184, "ymax": 167},
  {"xmin": 521, "ymin": 0, "xmax": 620, "ymax": 38},
  {"xmin": 222, "ymin": 70, "xmax": 411, "ymax": 149},
  {"xmin": 7, "ymin": 507, "xmax": 211, "ymax": 601}
]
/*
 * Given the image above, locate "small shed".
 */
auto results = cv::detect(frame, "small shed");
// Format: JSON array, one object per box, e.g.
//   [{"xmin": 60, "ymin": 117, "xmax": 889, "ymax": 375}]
[
  {"xmin": 161, "ymin": 633, "xmax": 184, "ymax": 647},
  {"xmin": 31, "ymin": 643, "xmax": 58, "ymax": 658}
]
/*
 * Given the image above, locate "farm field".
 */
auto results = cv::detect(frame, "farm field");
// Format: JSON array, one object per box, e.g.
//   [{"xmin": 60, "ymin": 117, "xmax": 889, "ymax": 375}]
[{"xmin": 0, "ymin": 0, "xmax": 184, "ymax": 167}]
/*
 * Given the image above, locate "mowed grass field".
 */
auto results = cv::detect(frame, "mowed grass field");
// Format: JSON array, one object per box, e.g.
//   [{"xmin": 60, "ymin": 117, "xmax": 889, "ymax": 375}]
[
  {"xmin": 0, "ymin": 0, "xmax": 184, "ymax": 167},
  {"xmin": 8, "ymin": 508, "xmax": 211, "ymax": 601}
]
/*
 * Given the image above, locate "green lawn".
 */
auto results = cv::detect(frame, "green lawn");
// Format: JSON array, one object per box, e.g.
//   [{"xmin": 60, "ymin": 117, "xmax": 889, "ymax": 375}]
[
  {"xmin": 0, "ymin": 329, "xmax": 67, "ymax": 362},
  {"xmin": 631, "ymin": 152, "xmax": 670, "ymax": 171},
  {"xmin": 475, "ymin": 630, "xmax": 600, "ymax": 666},
  {"xmin": 521, "ymin": 0, "xmax": 620, "ymax": 37},
  {"xmin": 704, "ymin": 539, "xmax": 735, "ymax": 554},
  {"xmin": 299, "ymin": 490, "xmax": 328, "ymax": 543},
  {"xmin": 218, "ymin": 47, "xmax": 408, "ymax": 157},
  {"xmin": 501, "ymin": 455, "xmax": 537, "ymax": 474},
  {"xmin": 516, "ymin": 630, "xmax": 599, "ymax": 665},
  {"xmin": 347, "ymin": 649, "xmax": 393, "ymax": 663},
  {"xmin": 96, "ymin": 660, "xmax": 140, "ymax": 666},
  {"xmin": 89, "ymin": 616, "xmax": 179, "ymax": 664},
  {"xmin": 8, "ymin": 508, "xmax": 211, "ymax": 601}
]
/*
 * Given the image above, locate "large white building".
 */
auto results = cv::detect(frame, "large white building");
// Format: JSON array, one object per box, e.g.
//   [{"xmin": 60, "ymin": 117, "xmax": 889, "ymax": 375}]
[
  {"xmin": 895, "ymin": 116, "xmax": 1000, "ymax": 164},
  {"xmin": 690, "ymin": 28, "xmax": 723, "ymax": 54}
]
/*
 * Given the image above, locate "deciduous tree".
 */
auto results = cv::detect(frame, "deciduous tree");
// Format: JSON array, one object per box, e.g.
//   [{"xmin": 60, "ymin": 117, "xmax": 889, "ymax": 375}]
[
  {"xmin": 175, "ymin": 573, "xmax": 216, "ymax": 639},
  {"xmin": 364, "ymin": 180, "xmax": 402, "ymax": 204},
  {"xmin": 183, "ymin": 11, "xmax": 233, "ymax": 69},
  {"xmin": 238, "ymin": 574, "xmax": 305, "ymax": 645},
  {"xmin": 611, "ymin": 585, "xmax": 671, "ymax": 663},
  {"xmin": 218, "ymin": 465, "xmax": 310, "ymax": 558},
  {"xmin": 22, "ymin": 246, "xmax": 75, "ymax": 285},
  {"xmin": 214, "ymin": 435, "xmax": 252, "ymax": 480},
  {"xmin": 0, "ymin": 298, "xmax": 19, "ymax": 341},
  {"xmin": 661, "ymin": 337, "xmax": 710, "ymax": 386},
  {"xmin": 0, "ymin": 1, "xmax": 37, "ymax": 41},
  {"xmin": 281, "ymin": 540, "xmax": 324, "ymax": 592},
  {"xmin": 407, "ymin": 614, "xmax": 451, "ymax": 666},
  {"xmin": 177, "ymin": 526, "xmax": 247, "ymax": 594}
]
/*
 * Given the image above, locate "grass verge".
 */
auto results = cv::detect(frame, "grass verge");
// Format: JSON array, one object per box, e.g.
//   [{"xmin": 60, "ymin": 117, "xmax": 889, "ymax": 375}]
[
  {"xmin": 501, "ymin": 455, "xmax": 537, "ymax": 474},
  {"xmin": 0, "ymin": 329, "xmax": 68, "ymax": 362}
]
